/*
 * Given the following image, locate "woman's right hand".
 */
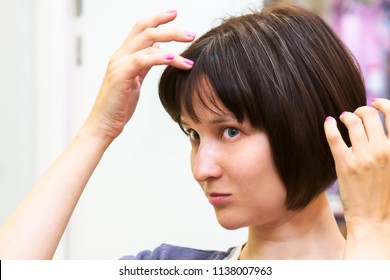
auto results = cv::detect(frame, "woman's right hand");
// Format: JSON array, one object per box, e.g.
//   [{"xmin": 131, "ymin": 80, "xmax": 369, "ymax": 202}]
[{"xmin": 82, "ymin": 10, "xmax": 195, "ymax": 144}]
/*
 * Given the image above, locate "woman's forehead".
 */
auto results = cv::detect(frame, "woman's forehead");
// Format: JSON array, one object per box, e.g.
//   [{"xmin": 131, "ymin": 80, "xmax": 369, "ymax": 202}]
[
  {"xmin": 179, "ymin": 92, "xmax": 233, "ymax": 125},
  {"xmin": 178, "ymin": 76, "xmax": 230, "ymax": 122}
]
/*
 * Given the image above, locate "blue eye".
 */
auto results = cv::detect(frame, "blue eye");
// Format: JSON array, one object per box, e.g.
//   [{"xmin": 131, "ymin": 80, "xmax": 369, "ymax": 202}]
[
  {"xmin": 223, "ymin": 128, "xmax": 239, "ymax": 138},
  {"xmin": 187, "ymin": 129, "xmax": 200, "ymax": 140}
]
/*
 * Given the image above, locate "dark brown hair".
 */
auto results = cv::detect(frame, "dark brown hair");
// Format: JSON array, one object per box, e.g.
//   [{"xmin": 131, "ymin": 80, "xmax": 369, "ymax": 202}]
[{"xmin": 158, "ymin": 3, "xmax": 366, "ymax": 210}]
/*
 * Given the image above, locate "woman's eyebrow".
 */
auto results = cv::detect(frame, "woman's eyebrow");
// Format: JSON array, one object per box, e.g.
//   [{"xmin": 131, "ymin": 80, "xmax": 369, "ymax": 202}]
[
  {"xmin": 180, "ymin": 119, "xmax": 190, "ymax": 127},
  {"xmin": 181, "ymin": 115, "xmax": 237, "ymax": 127},
  {"xmin": 209, "ymin": 116, "xmax": 237, "ymax": 124}
]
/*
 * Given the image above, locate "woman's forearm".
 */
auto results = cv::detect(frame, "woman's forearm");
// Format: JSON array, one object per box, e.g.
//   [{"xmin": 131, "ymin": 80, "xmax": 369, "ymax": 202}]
[{"xmin": 0, "ymin": 129, "xmax": 110, "ymax": 259}]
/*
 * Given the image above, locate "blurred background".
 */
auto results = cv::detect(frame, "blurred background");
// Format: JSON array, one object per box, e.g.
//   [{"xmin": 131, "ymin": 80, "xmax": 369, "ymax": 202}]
[{"xmin": 0, "ymin": 0, "xmax": 389, "ymax": 259}]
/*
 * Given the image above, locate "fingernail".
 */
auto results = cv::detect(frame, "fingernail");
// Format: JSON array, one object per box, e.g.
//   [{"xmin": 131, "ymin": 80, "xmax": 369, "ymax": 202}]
[
  {"xmin": 325, "ymin": 116, "xmax": 333, "ymax": 122},
  {"xmin": 339, "ymin": 111, "xmax": 346, "ymax": 120},
  {"xmin": 184, "ymin": 58, "xmax": 194, "ymax": 66},
  {"xmin": 185, "ymin": 32, "xmax": 196, "ymax": 38},
  {"xmin": 167, "ymin": 9, "xmax": 177, "ymax": 14},
  {"xmin": 371, "ymin": 98, "xmax": 377, "ymax": 103},
  {"xmin": 165, "ymin": 53, "xmax": 175, "ymax": 60}
]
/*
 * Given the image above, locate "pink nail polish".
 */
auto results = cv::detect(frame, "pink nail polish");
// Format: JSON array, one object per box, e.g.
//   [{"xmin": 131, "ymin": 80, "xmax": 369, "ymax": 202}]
[
  {"xmin": 185, "ymin": 32, "xmax": 196, "ymax": 38},
  {"xmin": 167, "ymin": 9, "xmax": 177, "ymax": 14},
  {"xmin": 325, "ymin": 116, "xmax": 332, "ymax": 122},
  {"xmin": 184, "ymin": 58, "xmax": 194, "ymax": 66},
  {"xmin": 371, "ymin": 98, "xmax": 377, "ymax": 103},
  {"xmin": 165, "ymin": 53, "xmax": 175, "ymax": 60}
]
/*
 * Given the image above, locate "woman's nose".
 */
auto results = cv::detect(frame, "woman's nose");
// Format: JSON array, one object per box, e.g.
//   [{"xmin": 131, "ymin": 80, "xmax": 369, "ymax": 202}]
[{"xmin": 191, "ymin": 143, "xmax": 223, "ymax": 183}]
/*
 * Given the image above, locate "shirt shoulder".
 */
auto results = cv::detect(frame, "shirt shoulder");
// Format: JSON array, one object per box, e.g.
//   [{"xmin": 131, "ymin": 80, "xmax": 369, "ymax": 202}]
[{"xmin": 120, "ymin": 243, "xmax": 235, "ymax": 260}]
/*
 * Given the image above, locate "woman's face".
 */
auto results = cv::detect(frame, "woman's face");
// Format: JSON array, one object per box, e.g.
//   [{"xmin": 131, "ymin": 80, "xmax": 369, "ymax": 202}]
[{"xmin": 181, "ymin": 96, "xmax": 291, "ymax": 230}]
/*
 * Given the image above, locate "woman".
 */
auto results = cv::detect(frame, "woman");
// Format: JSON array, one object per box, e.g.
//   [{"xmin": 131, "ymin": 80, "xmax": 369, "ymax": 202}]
[{"xmin": 0, "ymin": 3, "xmax": 389, "ymax": 259}]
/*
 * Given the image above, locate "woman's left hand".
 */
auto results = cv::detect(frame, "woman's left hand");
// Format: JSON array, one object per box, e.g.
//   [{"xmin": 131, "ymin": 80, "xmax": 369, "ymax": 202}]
[{"xmin": 324, "ymin": 98, "xmax": 390, "ymax": 259}]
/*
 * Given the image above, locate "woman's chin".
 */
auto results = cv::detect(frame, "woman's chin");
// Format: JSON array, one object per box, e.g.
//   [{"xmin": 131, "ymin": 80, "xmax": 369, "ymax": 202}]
[{"xmin": 215, "ymin": 215, "xmax": 246, "ymax": 231}]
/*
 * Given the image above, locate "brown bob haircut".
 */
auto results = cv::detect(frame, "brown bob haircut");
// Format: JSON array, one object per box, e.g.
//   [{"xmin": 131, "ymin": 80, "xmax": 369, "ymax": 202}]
[{"xmin": 158, "ymin": 3, "xmax": 366, "ymax": 210}]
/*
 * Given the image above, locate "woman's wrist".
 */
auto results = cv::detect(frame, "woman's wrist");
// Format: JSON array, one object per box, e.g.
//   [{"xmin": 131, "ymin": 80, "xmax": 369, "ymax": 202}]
[
  {"xmin": 344, "ymin": 222, "xmax": 390, "ymax": 259},
  {"xmin": 77, "ymin": 121, "xmax": 119, "ymax": 150}
]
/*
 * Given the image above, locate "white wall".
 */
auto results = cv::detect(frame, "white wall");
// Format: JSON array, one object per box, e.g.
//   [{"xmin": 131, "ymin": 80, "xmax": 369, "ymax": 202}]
[
  {"xmin": 0, "ymin": 0, "xmax": 263, "ymax": 260},
  {"xmin": 0, "ymin": 0, "xmax": 34, "ymax": 229},
  {"xmin": 0, "ymin": 0, "xmax": 72, "ymax": 259}
]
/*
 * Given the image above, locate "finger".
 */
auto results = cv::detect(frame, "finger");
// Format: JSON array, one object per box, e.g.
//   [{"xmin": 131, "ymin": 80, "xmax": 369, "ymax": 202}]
[
  {"xmin": 119, "ymin": 49, "xmax": 193, "ymax": 80},
  {"xmin": 354, "ymin": 106, "xmax": 386, "ymax": 142},
  {"xmin": 133, "ymin": 47, "xmax": 194, "ymax": 70},
  {"xmin": 169, "ymin": 55, "xmax": 195, "ymax": 69},
  {"xmin": 339, "ymin": 111, "xmax": 369, "ymax": 150},
  {"xmin": 124, "ymin": 27, "xmax": 196, "ymax": 54},
  {"xmin": 122, "ymin": 10, "xmax": 179, "ymax": 46},
  {"xmin": 372, "ymin": 98, "xmax": 390, "ymax": 136},
  {"xmin": 324, "ymin": 116, "xmax": 350, "ymax": 162}
]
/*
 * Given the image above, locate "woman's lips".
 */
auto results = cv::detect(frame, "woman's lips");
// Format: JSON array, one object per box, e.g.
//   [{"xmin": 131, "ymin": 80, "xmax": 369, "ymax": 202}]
[{"xmin": 207, "ymin": 193, "xmax": 232, "ymax": 206}]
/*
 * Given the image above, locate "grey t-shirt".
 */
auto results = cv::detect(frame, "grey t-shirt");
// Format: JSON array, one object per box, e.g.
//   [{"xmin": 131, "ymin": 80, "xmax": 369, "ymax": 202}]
[{"xmin": 120, "ymin": 243, "xmax": 238, "ymax": 260}]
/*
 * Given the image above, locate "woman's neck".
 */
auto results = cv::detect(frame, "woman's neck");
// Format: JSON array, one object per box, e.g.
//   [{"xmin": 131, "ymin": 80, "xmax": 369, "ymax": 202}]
[{"xmin": 240, "ymin": 193, "xmax": 345, "ymax": 260}]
